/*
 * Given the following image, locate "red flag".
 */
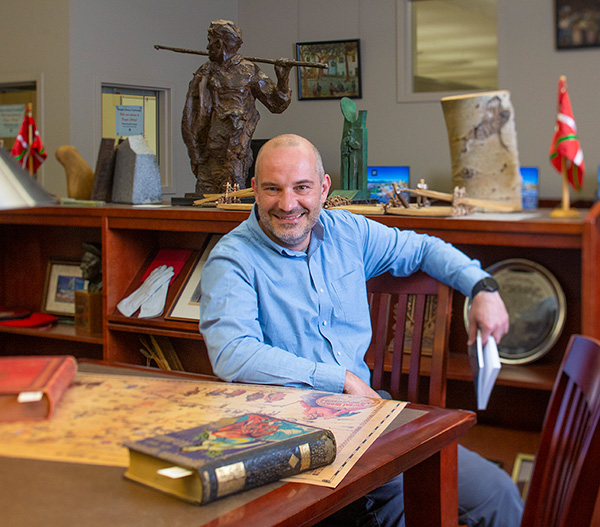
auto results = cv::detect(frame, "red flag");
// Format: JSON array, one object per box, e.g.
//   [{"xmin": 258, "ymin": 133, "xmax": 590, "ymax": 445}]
[
  {"xmin": 10, "ymin": 106, "xmax": 47, "ymax": 175},
  {"xmin": 549, "ymin": 76, "xmax": 584, "ymax": 191}
]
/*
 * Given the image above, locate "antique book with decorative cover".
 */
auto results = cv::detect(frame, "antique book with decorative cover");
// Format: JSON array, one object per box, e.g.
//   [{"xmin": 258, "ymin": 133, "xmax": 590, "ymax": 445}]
[
  {"xmin": 124, "ymin": 413, "xmax": 337, "ymax": 504},
  {"xmin": 0, "ymin": 355, "xmax": 77, "ymax": 421}
]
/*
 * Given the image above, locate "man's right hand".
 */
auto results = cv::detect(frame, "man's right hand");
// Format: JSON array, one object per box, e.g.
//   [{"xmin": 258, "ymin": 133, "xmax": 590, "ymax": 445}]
[
  {"xmin": 274, "ymin": 58, "xmax": 293, "ymax": 89},
  {"xmin": 343, "ymin": 371, "xmax": 381, "ymax": 398}
]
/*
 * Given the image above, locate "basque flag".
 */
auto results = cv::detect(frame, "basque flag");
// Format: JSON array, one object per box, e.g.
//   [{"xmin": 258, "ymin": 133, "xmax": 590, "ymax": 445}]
[
  {"xmin": 549, "ymin": 76, "xmax": 584, "ymax": 191},
  {"xmin": 10, "ymin": 106, "xmax": 47, "ymax": 174}
]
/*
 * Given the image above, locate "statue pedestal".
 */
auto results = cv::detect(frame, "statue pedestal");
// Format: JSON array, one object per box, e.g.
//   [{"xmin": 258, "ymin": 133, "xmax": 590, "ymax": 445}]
[{"xmin": 74, "ymin": 291, "xmax": 103, "ymax": 335}]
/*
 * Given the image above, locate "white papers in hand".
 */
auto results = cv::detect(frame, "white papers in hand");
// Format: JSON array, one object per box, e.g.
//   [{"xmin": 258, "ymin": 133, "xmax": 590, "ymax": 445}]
[{"xmin": 468, "ymin": 330, "xmax": 501, "ymax": 410}]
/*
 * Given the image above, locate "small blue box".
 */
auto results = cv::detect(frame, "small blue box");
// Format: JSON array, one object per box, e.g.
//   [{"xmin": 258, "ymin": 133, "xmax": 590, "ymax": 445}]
[{"xmin": 520, "ymin": 167, "xmax": 539, "ymax": 209}]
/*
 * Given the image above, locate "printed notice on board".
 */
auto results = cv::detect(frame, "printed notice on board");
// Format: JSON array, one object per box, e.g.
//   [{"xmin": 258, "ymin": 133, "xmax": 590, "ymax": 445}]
[
  {"xmin": 0, "ymin": 104, "xmax": 26, "ymax": 137},
  {"xmin": 115, "ymin": 105, "xmax": 143, "ymax": 136}
]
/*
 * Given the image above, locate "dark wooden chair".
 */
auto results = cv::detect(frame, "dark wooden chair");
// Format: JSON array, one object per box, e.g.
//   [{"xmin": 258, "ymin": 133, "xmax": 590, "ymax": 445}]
[
  {"xmin": 365, "ymin": 271, "xmax": 453, "ymax": 407},
  {"xmin": 317, "ymin": 272, "xmax": 456, "ymax": 527},
  {"xmin": 521, "ymin": 334, "xmax": 600, "ymax": 527}
]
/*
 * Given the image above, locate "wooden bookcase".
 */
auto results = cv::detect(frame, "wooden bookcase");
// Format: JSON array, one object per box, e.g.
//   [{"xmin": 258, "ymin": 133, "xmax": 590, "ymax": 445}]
[{"xmin": 1, "ymin": 203, "xmax": 599, "ymax": 429}]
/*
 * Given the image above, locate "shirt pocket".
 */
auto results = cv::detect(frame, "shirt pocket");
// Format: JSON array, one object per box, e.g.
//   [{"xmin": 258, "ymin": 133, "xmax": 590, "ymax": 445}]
[{"xmin": 330, "ymin": 268, "xmax": 369, "ymax": 324}]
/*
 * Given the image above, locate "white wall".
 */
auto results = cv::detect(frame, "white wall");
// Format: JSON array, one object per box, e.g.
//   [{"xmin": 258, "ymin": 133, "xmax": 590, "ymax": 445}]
[
  {"xmin": 0, "ymin": 0, "xmax": 71, "ymax": 196},
  {"xmin": 239, "ymin": 0, "xmax": 600, "ymax": 200},
  {"xmin": 69, "ymin": 0, "xmax": 238, "ymax": 198},
  {"xmin": 2, "ymin": 0, "xmax": 599, "ymax": 200}
]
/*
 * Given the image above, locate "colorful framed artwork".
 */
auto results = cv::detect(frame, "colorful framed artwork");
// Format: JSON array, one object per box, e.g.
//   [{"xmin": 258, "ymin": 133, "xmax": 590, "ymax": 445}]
[
  {"xmin": 166, "ymin": 235, "xmax": 222, "ymax": 321},
  {"xmin": 556, "ymin": 1, "xmax": 600, "ymax": 49},
  {"xmin": 367, "ymin": 166, "xmax": 410, "ymax": 203},
  {"xmin": 42, "ymin": 260, "xmax": 87, "ymax": 316},
  {"xmin": 520, "ymin": 166, "xmax": 539, "ymax": 210},
  {"xmin": 296, "ymin": 39, "xmax": 362, "ymax": 100}
]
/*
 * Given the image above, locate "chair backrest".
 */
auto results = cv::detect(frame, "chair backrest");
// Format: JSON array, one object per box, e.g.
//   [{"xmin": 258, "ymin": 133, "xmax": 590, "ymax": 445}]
[
  {"xmin": 365, "ymin": 271, "xmax": 453, "ymax": 407},
  {"xmin": 521, "ymin": 334, "xmax": 600, "ymax": 527}
]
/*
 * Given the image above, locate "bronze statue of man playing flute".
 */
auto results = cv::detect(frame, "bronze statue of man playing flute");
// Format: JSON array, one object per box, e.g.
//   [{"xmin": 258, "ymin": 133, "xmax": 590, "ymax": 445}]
[{"xmin": 177, "ymin": 20, "xmax": 296, "ymax": 196}]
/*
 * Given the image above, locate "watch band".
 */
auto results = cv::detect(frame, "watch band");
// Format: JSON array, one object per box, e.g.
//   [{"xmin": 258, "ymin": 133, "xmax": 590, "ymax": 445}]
[{"xmin": 471, "ymin": 277, "xmax": 499, "ymax": 298}]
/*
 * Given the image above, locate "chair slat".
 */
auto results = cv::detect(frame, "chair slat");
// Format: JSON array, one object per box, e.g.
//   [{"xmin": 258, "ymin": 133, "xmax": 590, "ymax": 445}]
[
  {"xmin": 521, "ymin": 334, "xmax": 600, "ymax": 527},
  {"xmin": 366, "ymin": 271, "xmax": 453, "ymax": 407}
]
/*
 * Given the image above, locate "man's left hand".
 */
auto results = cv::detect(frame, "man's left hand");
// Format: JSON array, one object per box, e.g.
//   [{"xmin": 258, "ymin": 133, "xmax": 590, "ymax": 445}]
[{"xmin": 467, "ymin": 291, "xmax": 509, "ymax": 347}]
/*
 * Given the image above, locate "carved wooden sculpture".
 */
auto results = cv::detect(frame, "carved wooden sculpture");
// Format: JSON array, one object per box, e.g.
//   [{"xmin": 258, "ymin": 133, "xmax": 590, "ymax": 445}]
[
  {"xmin": 180, "ymin": 20, "xmax": 294, "ymax": 196},
  {"xmin": 55, "ymin": 145, "xmax": 94, "ymax": 200},
  {"xmin": 441, "ymin": 90, "xmax": 522, "ymax": 210}
]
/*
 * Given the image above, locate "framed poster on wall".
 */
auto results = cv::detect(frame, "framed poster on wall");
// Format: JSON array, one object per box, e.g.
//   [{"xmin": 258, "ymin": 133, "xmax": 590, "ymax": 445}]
[{"xmin": 296, "ymin": 39, "xmax": 362, "ymax": 100}]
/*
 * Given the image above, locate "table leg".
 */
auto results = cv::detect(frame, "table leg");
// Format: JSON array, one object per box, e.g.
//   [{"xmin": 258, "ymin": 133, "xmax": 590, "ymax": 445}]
[{"xmin": 403, "ymin": 441, "xmax": 458, "ymax": 527}]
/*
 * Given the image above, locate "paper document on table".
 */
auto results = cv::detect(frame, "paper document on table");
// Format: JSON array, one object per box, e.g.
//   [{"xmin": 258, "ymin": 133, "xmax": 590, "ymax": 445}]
[
  {"xmin": 467, "ymin": 331, "xmax": 501, "ymax": 410},
  {"xmin": 0, "ymin": 372, "xmax": 405, "ymax": 489}
]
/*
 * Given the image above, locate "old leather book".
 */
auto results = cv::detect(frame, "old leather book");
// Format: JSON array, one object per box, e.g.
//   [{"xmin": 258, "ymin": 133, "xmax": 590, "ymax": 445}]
[
  {"xmin": 124, "ymin": 413, "xmax": 336, "ymax": 504},
  {"xmin": 0, "ymin": 355, "xmax": 77, "ymax": 421}
]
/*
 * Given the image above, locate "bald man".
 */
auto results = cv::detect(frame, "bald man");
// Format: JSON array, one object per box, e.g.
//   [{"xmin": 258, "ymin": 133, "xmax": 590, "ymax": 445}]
[{"xmin": 200, "ymin": 134, "xmax": 521, "ymax": 527}]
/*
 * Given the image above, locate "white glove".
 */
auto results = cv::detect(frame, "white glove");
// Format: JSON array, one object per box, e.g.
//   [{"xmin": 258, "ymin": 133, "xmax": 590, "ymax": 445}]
[
  {"xmin": 117, "ymin": 265, "xmax": 174, "ymax": 317},
  {"xmin": 139, "ymin": 279, "xmax": 170, "ymax": 318}
]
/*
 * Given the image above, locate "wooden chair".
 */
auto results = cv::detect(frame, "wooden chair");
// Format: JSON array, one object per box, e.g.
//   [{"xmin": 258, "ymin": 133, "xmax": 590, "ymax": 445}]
[
  {"xmin": 317, "ymin": 271, "xmax": 454, "ymax": 527},
  {"xmin": 365, "ymin": 271, "xmax": 453, "ymax": 407},
  {"xmin": 521, "ymin": 334, "xmax": 600, "ymax": 527}
]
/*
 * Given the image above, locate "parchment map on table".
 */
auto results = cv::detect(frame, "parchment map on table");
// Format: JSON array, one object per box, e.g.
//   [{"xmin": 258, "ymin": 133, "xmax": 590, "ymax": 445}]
[{"xmin": 0, "ymin": 372, "xmax": 405, "ymax": 488}]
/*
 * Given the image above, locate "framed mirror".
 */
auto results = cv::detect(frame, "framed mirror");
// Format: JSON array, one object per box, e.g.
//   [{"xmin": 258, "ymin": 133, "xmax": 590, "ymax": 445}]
[{"xmin": 464, "ymin": 259, "xmax": 566, "ymax": 364}]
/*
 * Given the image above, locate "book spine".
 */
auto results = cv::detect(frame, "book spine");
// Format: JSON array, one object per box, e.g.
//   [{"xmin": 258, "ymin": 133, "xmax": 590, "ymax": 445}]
[
  {"xmin": 199, "ymin": 430, "xmax": 336, "ymax": 504},
  {"xmin": 44, "ymin": 356, "xmax": 77, "ymax": 417}
]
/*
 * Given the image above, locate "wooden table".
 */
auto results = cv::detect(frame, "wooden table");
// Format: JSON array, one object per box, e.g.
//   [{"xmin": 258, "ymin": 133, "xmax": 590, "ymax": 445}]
[
  {"xmin": 200, "ymin": 404, "xmax": 476, "ymax": 527},
  {"xmin": 1, "ymin": 362, "xmax": 475, "ymax": 527}
]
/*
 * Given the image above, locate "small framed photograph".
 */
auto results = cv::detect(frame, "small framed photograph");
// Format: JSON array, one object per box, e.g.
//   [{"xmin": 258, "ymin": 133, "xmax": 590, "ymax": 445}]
[
  {"xmin": 166, "ymin": 235, "xmax": 222, "ymax": 321},
  {"xmin": 42, "ymin": 260, "xmax": 88, "ymax": 316},
  {"xmin": 556, "ymin": 1, "xmax": 600, "ymax": 49},
  {"xmin": 511, "ymin": 453, "xmax": 535, "ymax": 500},
  {"xmin": 296, "ymin": 39, "xmax": 362, "ymax": 100}
]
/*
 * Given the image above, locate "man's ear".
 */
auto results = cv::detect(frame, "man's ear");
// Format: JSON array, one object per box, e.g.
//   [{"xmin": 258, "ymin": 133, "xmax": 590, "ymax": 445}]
[{"xmin": 321, "ymin": 174, "xmax": 332, "ymax": 202}]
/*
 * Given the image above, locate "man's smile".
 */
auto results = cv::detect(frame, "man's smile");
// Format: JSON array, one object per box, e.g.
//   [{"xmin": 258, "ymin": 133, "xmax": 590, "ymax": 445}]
[{"xmin": 272, "ymin": 210, "xmax": 307, "ymax": 224}]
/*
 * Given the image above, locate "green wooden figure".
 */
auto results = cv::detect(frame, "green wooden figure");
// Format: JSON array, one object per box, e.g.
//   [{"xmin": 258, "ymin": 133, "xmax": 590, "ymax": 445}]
[{"xmin": 340, "ymin": 97, "xmax": 368, "ymax": 200}]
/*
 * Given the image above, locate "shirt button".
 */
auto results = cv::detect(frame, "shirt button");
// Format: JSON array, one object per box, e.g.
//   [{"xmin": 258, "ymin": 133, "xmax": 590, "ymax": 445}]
[
  {"xmin": 320, "ymin": 288, "xmax": 324, "ymax": 293},
  {"xmin": 323, "ymin": 321, "xmax": 327, "ymax": 326},
  {"xmin": 337, "ymin": 352, "xmax": 341, "ymax": 356}
]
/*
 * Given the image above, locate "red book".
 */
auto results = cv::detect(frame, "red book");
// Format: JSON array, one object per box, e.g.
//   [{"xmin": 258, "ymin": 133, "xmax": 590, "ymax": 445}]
[{"xmin": 0, "ymin": 355, "xmax": 77, "ymax": 421}]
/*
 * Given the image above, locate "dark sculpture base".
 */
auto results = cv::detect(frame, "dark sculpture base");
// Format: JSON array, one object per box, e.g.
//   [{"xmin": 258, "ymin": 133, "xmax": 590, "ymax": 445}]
[{"xmin": 171, "ymin": 196, "xmax": 199, "ymax": 206}]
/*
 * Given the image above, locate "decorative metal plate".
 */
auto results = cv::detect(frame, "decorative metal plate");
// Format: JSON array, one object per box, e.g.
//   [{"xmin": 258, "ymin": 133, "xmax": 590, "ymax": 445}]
[{"xmin": 464, "ymin": 258, "xmax": 566, "ymax": 364}]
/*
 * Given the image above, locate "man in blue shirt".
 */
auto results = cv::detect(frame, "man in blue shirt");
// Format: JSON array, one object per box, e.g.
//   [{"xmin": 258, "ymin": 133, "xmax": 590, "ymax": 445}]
[{"xmin": 200, "ymin": 134, "xmax": 523, "ymax": 526}]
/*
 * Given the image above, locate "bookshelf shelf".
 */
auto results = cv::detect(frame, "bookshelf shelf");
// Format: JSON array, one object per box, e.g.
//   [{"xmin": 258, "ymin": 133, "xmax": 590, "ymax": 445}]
[{"xmin": 1, "ymin": 203, "xmax": 599, "ymax": 427}]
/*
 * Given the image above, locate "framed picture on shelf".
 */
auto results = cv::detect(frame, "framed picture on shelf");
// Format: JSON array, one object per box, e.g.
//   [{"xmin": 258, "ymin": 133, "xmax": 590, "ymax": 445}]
[
  {"xmin": 42, "ymin": 260, "xmax": 87, "ymax": 316},
  {"xmin": 556, "ymin": 1, "xmax": 600, "ymax": 49},
  {"xmin": 296, "ymin": 39, "xmax": 361, "ymax": 100},
  {"xmin": 511, "ymin": 453, "xmax": 535, "ymax": 500},
  {"xmin": 166, "ymin": 235, "xmax": 222, "ymax": 321}
]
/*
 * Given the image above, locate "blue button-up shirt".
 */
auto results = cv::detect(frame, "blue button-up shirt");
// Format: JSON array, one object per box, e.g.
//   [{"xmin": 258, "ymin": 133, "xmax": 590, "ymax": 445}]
[{"xmin": 199, "ymin": 207, "xmax": 487, "ymax": 393}]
